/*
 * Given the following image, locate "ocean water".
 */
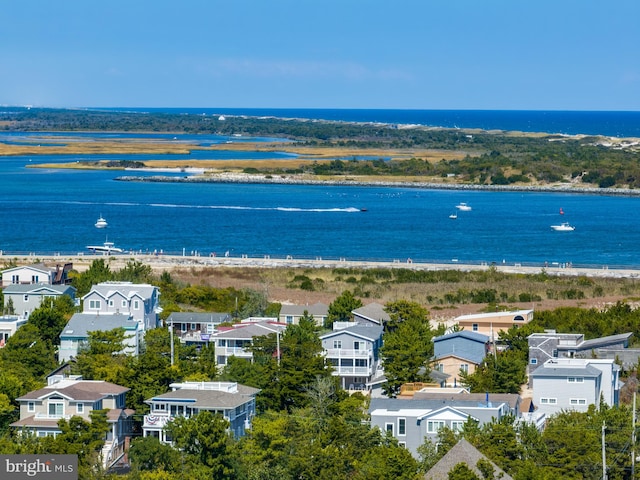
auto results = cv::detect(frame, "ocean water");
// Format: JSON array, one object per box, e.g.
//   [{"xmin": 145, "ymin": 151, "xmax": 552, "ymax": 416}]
[{"xmin": 1, "ymin": 112, "xmax": 640, "ymax": 268}]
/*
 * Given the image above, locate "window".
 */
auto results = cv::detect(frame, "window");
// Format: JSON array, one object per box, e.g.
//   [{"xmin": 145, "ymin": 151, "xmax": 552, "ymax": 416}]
[
  {"xmin": 472, "ymin": 323, "xmax": 478, "ymax": 331},
  {"xmin": 109, "ymin": 300, "xmax": 114, "ymax": 307},
  {"xmin": 514, "ymin": 315, "xmax": 524, "ymax": 322},
  {"xmin": 570, "ymin": 398, "xmax": 587, "ymax": 405},
  {"xmin": 190, "ymin": 323, "xmax": 196, "ymax": 331},
  {"xmin": 32, "ymin": 275, "xmax": 39, "ymax": 283},
  {"xmin": 540, "ymin": 398, "xmax": 558, "ymax": 405},
  {"xmin": 385, "ymin": 423, "xmax": 394, "ymax": 435},
  {"xmin": 89, "ymin": 300, "xmax": 101, "ymax": 310},
  {"xmin": 398, "ymin": 418, "xmax": 406, "ymax": 435},
  {"xmin": 133, "ymin": 300, "xmax": 140, "ymax": 310},
  {"xmin": 48, "ymin": 401, "xmax": 64, "ymax": 417},
  {"xmin": 427, "ymin": 420, "xmax": 446, "ymax": 433},
  {"xmin": 552, "ymin": 349, "xmax": 558, "ymax": 358},
  {"xmin": 530, "ymin": 358, "xmax": 538, "ymax": 365},
  {"xmin": 122, "ymin": 300, "xmax": 127, "ymax": 308},
  {"xmin": 286, "ymin": 315, "xmax": 293, "ymax": 324},
  {"xmin": 354, "ymin": 341, "xmax": 360, "ymax": 351},
  {"xmin": 568, "ymin": 377, "xmax": 584, "ymax": 383},
  {"xmin": 451, "ymin": 421, "xmax": 465, "ymax": 432},
  {"xmin": 24, "ymin": 294, "xmax": 29, "ymax": 302},
  {"xmin": 153, "ymin": 403, "xmax": 167, "ymax": 412},
  {"xmin": 333, "ymin": 340, "xmax": 342, "ymax": 349},
  {"xmin": 398, "ymin": 442, "xmax": 406, "ymax": 448},
  {"xmin": 76, "ymin": 403, "xmax": 84, "ymax": 414},
  {"xmin": 460, "ymin": 364, "xmax": 469, "ymax": 374},
  {"xmin": 355, "ymin": 359, "xmax": 367, "ymax": 367},
  {"xmin": 28, "ymin": 402, "xmax": 35, "ymax": 413},
  {"xmin": 181, "ymin": 323, "xmax": 187, "ymax": 332},
  {"xmin": 11, "ymin": 274, "xmax": 19, "ymax": 284}
]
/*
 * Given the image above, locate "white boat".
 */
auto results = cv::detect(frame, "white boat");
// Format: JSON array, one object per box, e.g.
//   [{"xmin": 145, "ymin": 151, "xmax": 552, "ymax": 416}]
[
  {"xmin": 449, "ymin": 212, "xmax": 458, "ymax": 219},
  {"xmin": 95, "ymin": 215, "xmax": 108, "ymax": 228},
  {"xmin": 86, "ymin": 239, "xmax": 123, "ymax": 254},
  {"xmin": 550, "ymin": 222, "xmax": 575, "ymax": 231},
  {"xmin": 456, "ymin": 203, "xmax": 472, "ymax": 211}
]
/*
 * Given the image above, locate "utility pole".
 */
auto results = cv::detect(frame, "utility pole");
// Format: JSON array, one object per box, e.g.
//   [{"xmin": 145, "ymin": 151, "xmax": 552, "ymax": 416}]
[
  {"xmin": 602, "ymin": 421, "xmax": 607, "ymax": 480},
  {"xmin": 633, "ymin": 392, "xmax": 637, "ymax": 478},
  {"xmin": 169, "ymin": 320, "xmax": 174, "ymax": 366}
]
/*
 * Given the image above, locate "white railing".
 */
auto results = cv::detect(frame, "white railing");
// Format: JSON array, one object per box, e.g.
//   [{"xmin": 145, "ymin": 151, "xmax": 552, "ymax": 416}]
[
  {"xmin": 34, "ymin": 413, "xmax": 72, "ymax": 420},
  {"xmin": 217, "ymin": 346, "xmax": 252, "ymax": 357},
  {"xmin": 324, "ymin": 348, "xmax": 371, "ymax": 357},
  {"xmin": 331, "ymin": 366, "xmax": 371, "ymax": 376}
]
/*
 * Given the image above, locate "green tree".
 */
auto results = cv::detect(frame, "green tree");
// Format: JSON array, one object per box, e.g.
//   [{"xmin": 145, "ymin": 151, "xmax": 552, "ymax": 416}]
[
  {"xmin": 326, "ymin": 290, "xmax": 363, "ymax": 328},
  {"xmin": 27, "ymin": 295, "xmax": 75, "ymax": 346},
  {"xmin": 71, "ymin": 259, "xmax": 114, "ymax": 297},
  {"xmin": 128, "ymin": 435, "xmax": 181, "ymax": 474}
]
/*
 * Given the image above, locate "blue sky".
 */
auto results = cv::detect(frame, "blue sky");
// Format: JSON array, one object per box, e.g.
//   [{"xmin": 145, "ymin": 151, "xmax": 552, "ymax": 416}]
[{"xmin": 2, "ymin": 1, "xmax": 639, "ymax": 110}]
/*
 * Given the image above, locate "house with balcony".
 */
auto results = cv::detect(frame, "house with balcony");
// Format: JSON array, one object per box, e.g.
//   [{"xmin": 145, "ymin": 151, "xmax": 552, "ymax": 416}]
[
  {"xmin": 352, "ymin": 302, "xmax": 390, "ymax": 326},
  {"xmin": 212, "ymin": 320, "xmax": 286, "ymax": 366},
  {"xmin": 0, "ymin": 315, "xmax": 28, "ymax": 347},
  {"xmin": 2, "ymin": 284, "xmax": 76, "ymax": 320},
  {"xmin": 432, "ymin": 330, "xmax": 490, "ymax": 387},
  {"xmin": 454, "ymin": 309, "xmax": 533, "ymax": 336},
  {"xmin": 11, "ymin": 375, "xmax": 134, "ymax": 469},
  {"xmin": 58, "ymin": 313, "xmax": 141, "ymax": 362},
  {"xmin": 1, "ymin": 262, "xmax": 73, "ymax": 287},
  {"xmin": 279, "ymin": 302, "xmax": 328, "ymax": 326},
  {"xmin": 320, "ymin": 322, "xmax": 383, "ymax": 391},
  {"xmin": 142, "ymin": 381, "xmax": 259, "ymax": 442},
  {"xmin": 530, "ymin": 358, "xmax": 621, "ymax": 417},
  {"xmin": 81, "ymin": 282, "xmax": 161, "ymax": 332},
  {"xmin": 167, "ymin": 312, "xmax": 232, "ymax": 349},
  {"xmin": 528, "ymin": 330, "xmax": 633, "ymax": 375},
  {"xmin": 369, "ymin": 390, "xmax": 519, "ymax": 458}
]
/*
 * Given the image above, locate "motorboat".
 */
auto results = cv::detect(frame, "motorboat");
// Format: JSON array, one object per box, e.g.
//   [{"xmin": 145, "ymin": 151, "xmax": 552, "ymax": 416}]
[
  {"xmin": 449, "ymin": 212, "xmax": 458, "ymax": 219},
  {"xmin": 456, "ymin": 203, "xmax": 472, "ymax": 211},
  {"xmin": 86, "ymin": 239, "xmax": 123, "ymax": 254},
  {"xmin": 550, "ymin": 222, "xmax": 575, "ymax": 231},
  {"xmin": 95, "ymin": 215, "xmax": 108, "ymax": 228}
]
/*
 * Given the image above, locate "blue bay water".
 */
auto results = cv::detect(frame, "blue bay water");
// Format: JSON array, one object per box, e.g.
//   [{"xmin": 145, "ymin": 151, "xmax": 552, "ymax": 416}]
[{"xmin": 1, "ymin": 112, "xmax": 639, "ymax": 268}]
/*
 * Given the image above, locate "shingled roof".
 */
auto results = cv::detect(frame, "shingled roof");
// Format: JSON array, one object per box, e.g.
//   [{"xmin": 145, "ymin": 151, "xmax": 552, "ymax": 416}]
[{"xmin": 425, "ymin": 438, "xmax": 512, "ymax": 479}]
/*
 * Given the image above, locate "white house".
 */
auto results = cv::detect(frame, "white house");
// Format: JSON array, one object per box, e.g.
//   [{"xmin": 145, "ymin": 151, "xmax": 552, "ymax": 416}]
[
  {"xmin": 0, "ymin": 315, "xmax": 28, "ymax": 346},
  {"xmin": 212, "ymin": 321, "xmax": 286, "ymax": 366},
  {"xmin": 1, "ymin": 262, "xmax": 73, "ymax": 287},
  {"xmin": 142, "ymin": 381, "xmax": 259, "ymax": 442},
  {"xmin": 81, "ymin": 282, "xmax": 161, "ymax": 332},
  {"xmin": 11, "ymin": 375, "xmax": 134, "ymax": 469},
  {"xmin": 2, "ymin": 284, "xmax": 76, "ymax": 320},
  {"xmin": 530, "ymin": 358, "xmax": 621, "ymax": 417}
]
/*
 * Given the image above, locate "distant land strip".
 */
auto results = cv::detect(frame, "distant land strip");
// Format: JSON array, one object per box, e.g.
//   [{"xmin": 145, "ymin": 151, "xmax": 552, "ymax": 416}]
[{"xmin": 114, "ymin": 173, "xmax": 640, "ymax": 197}]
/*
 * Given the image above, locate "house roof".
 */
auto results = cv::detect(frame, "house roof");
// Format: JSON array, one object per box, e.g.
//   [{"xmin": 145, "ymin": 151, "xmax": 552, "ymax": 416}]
[
  {"xmin": 167, "ymin": 312, "xmax": 232, "ymax": 324},
  {"xmin": 3, "ymin": 284, "xmax": 76, "ymax": 295},
  {"xmin": 369, "ymin": 396, "xmax": 511, "ymax": 413},
  {"xmin": 279, "ymin": 302, "xmax": 329, "ymax": 316},
  {"xmin": 455, "ymin": 309, "xmax": 533, "ymax": 321},
  {"xmin": 320, "ymin": 324, "xmax": 383, "ymax": 342},
  {"xmin": 17, "ymin": 379, "xmax": 129, "ymax": 402},
  {"xmin": 213, "ymin": 322, "xmax": 285, "ymax": 339},
  {"xmin": 82, "ymin": 282, "xmax": 157, "ymax": 301},
  {"xmin": 530, "ymin": 362, "xmax": 602, "ymax": 378},
  {"xmin": 433, "ymin": 330, "xmax": 489, "ymax": 344},
  {"xmin": 352, "ymin": 302, "xmax": 390, "ymax": 324},
  {"xmin": 579, "ymin": 332, "xmax": 633, "ymax": 349},
  {"xmin": 148, "ymin": 386, "xmax": 259, "ymax": 409},
  {"xmin": 412, "ymin": 391, "xmax": 521, "ymax": 410},
  {"xmin": 426, "ymin": 438, "xmax": 513, "ymax": 480},
  {"xmin": 60, "ymin": 313, "xmax": 139, "ymax": 339},
  {"xmin": 2, "ymin": 263, "xmax": 52, "ymax": 275},
  {"xmin": 432, "ymin": 352, "xmax": 483, "ymax": 364}
]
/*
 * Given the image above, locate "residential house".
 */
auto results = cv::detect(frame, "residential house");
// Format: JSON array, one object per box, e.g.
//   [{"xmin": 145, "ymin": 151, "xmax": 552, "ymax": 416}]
[
  {"xmin": 2, "ymin": 284, "xmax": 76, "ymax": 320},
  {"xmin": 352, "ymin": 302, "xmax": 390, "ymax": 326},
  {"xmin": 1, "ymin": 262, "xmax": 73, "ymax": 287},
  {"xmin": 369, "ymin": 390, "xmax": 519, "ymax": 458},
  {"xmin": 212, "ymin": 320, "xmax": 286, "ymax": 366},
  {"xmin": 11, "ymin": 375, "xmax": 134, "ymax": 469},
  {"xmin": 432, "ymin": 330, "xmax": 490, "ymax": 387},
  {"xmin": 0, "ymin": 315, "xmax": 28, "ymax": 346},
  {"xmin": 167, "ymin": 312, "xmax": 232, "ymax": 349},
  {"xmin": 279, "ymin": 302, "xmax": 328, "ymax": 326},
  {"xmin": 142, "ymin": 381, "xmax": 259, "ymax": 442},
  {"xmin": 426, "ymin": 438, "xmax": 513, "ymax": 480},
  {"xmin": 81, "ymin": 282, "xmax": 161, "ymax": 331},
  {"xmin": 320, "ymin": 322, "xmax": 384, "ymax": 391},
  {"xmin": 528, "ymin": 330, "xmax": 634, "ymax": 375},
  {"xmin": 454, "ymin": 309, "xmax": 533, "ymax": 336},
  {"xmin": 59, "ymin": 313, "xmax": 141, "ymax": 362},
  {"xmin": 530, "ymin": 358, "xmax": 620, "ymax": 417}
]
